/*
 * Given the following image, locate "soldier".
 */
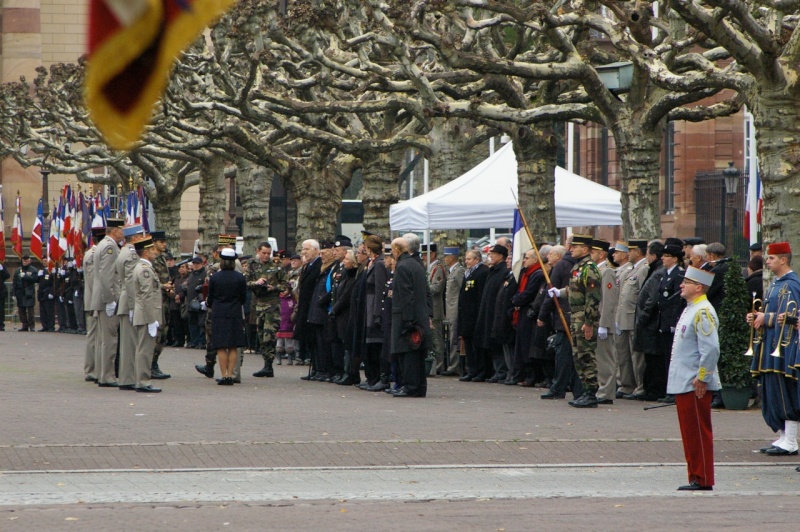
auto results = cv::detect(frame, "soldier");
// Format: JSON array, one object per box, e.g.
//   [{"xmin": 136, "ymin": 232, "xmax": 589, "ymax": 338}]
[
  {"xmin": 593, "ymin": 239, "xmax": 617, "ymax": 404},
  {"xmin": 37, "ymin": 263, "xmax": 56, "ymax": 332},
  {"xmin": 669, "ymin": 266, "xmax": 720, "ymax": 490},
  {"xmin": 613, "ymin": 240, "xmax": 637, "ymax": 398},
  {"xmin": 82, "ymin": 227, "xmax": 105, "ymax": 382},
  {"xmin": 247, "ymin": 241, "xmax": 288, "ymax": 377},
  {"xmin": 550, "ymin": 234, "xmax": 602, "ymax": 408},
  {"xmin": 749, "ymin": 241, "xmax": 800, "ymax": 456},
  {"xmin": 115, "ymin": 224, "xmax": 146, "ymax": 390},
  {"xmin": 66, "ymin": 260, "xmax": 84, "ymax": 334},
  {"xmin": 91, "ymin": 218, "xmax": 125, "ymax": 387},
  {"xmin": 150, "ymin": 231, "xmax": 172, "ymax": 379},
  {"xmin": 52, "ymin": 260, "xmax": 67, "ymax": 332},
  {"xmin": 424, "ymin": 244, "xmax": 447, "ymax": 375},
  {"xmin": 12, "ymin": 255, "xmax": 38, "ymax": 331},
  {"xmin": 442, "ymin": 247, "xmax": 465, "ymax": 376},
  {"xmin": 131, "ymin": 235, "xmax": 164, "ymax": 393}
]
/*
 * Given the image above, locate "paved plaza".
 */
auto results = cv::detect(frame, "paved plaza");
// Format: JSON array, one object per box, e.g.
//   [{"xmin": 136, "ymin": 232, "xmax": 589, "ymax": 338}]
[{"xmin": 1, "ymin": 328, "xmax": 799, "ymax": 529}]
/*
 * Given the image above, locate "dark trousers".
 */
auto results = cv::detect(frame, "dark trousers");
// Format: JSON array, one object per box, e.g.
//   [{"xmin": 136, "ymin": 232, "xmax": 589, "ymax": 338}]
[
  {"xmin": 170, "ymin": 309, "xmax": 186, "ymax": 346},
  {"xmin": 490, "ymin": 343, "xmax": 508, "ymax": 379},
  {"xmin": 40, "ymin": 300, "xmax": 55, "ymax": 331},
  {"xmin": 343, "ymin": 349, "xmax": 361, "ymax": 383},
  {"xmin": 399, "ymin": 350, "xmax": 427, "ymax": 396},
  {"xmin": 364, "ymin": 342, "xmax": 383, "ymax": 385},
  {"xmin": 549, "ymin": 331, "xmax": 583, "ymax": 398},
  {"xmin": 187, "ymin": 310, "xmax": 204, "ymax": 347},
  {"xmin": 298, "ymin": 330, "xmax": 316, "ymax": 367},
  {"xmin": 18, "ymin": 305, "xmax": 35, "ymax": 330},
  {"xmin": 644, "ymin": 352, "xmax": 668, "ymax": 398},
  {"xmin": 315, "ymin": 324, "xmax": 331, "ymax": 375},
  {"xmin": 331, "ymin": 339, "xmax": 345, "ymax": 377},
  {"xmin": 464, "ymin": 336, "xmax": 479, "ymax": 376},
  {"xmin": 0, "ymin": 297, "xmax": 6, "ymax": 329}
]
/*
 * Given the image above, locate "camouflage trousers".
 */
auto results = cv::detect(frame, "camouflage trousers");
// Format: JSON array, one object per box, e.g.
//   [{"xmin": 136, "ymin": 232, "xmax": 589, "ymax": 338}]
[
  {"xmin": 256, "ymin": 305, "xmax": 281, "ymax": 364},
  {"xmin": 570, "ymin": 326, "xmax": 598, "ymax": 392},
  {"xmin": 154, "ymin": 303, "xmax": 169, "ymax": 360}
]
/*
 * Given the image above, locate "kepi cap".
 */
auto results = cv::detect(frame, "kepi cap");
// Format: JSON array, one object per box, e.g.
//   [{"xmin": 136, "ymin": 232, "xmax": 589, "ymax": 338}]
[
  {"xmin": 150, "ymin": 231, "xmax": 166, "ymax": 241},
  {"xmin": 191, "ymin": 256, "xmax": 204, "ymax": 264},
  {"xmin": 572, "ymin": 234, "xmax": 593, "ymax": 247},
  {"xmin": 133, "ymin": 235, "xmax": 154, "ymax": 251},
  {"xmin": 106, "ymin": 218, "xmax": 124, "ymax": 228},
  {"xmin": 443, "ymin": 247, "xmax": 460, "ymax": 256},
  {"xmin": 684, "ymin": 266, "xmax": 714, "ymax": 287},
  {"xmin": 629, "ymin": 239, "xmax": 648, "ymax": 251},
  {"xmin": 591, "ymin": 239, "xmax": 610, "ymax": 252},
  {"xmin": 614, "ymin": 241, "xmax": 630, "ymax": 253},
  {"xmin": 122, "ymin": 224, "xmax": 144, "ymax": 238}
]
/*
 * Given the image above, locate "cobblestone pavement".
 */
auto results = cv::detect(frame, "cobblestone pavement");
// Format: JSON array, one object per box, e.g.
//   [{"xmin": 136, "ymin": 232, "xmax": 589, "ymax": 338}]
[{"xmin": 1, "ymin": 329, "xmax": 799, "ymax": 528}]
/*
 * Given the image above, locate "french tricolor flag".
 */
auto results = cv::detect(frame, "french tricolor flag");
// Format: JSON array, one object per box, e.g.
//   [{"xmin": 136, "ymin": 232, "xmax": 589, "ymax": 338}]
[{"xmin": 744, "ymin": 171, "xmax": 762, "ymax": 242}]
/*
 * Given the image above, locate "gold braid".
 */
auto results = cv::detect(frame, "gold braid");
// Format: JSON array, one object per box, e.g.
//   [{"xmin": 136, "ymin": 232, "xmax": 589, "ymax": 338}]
[{"xmin": 694, "ymin": 308, "xmax": 716, "ymax": 336}]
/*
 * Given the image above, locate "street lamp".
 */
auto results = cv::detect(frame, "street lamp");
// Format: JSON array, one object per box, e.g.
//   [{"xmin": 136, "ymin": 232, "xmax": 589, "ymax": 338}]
[
  {"xmin": 722, "ymin": 161, "xmax": 740, "ymax": 195},
  {"xmin": 722, "ymin": 161, "xmax": 740, "ymax": 253},
  {"xmin": 41, "ymin": 170, "xmax": 50, "ymax": 219}
]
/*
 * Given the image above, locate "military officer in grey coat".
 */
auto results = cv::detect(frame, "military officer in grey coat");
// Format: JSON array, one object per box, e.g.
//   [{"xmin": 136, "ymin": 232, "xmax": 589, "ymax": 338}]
[
  {"xmin": 132, "ymin": 235, "xmax": 164, "ymax": 393},
  {"xmin": 82, "ymin": 227, "xmax": 105, "ymax": 382},
  {"xmin": 615, "ymin": 240, "xmax": 647, "ymax": 397},
  {"xmin": 425, "ymin": 244, "xmax": 447, "ymax": 374},
  {"xmin": 593, "ymin": 239, "xmax": 617, "ymax": 404},
  {"xmin": 116, "ymin": 224, "xmax": 146, "ymax": 389},
  {"xmin": 443, "ymin": 247, "xmax": 465, "ymax": 375},
  {"xmin": 91, "ymin": 219, "xmax": 124, "ymax": 387}
]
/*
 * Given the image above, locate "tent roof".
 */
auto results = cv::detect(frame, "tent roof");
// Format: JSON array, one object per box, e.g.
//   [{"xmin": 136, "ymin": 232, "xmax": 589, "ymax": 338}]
[{"xmin": 389, "ymin": 142, "xmax": 622, "ymax": 231}]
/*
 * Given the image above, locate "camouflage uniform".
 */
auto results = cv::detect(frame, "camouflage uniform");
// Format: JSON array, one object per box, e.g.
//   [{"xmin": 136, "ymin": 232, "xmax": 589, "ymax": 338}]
[
  {"xmin": 246, "ymin": 259, "xmax": 288, "ymax": 371},
  {"xmin": 568, "ymin": 254, "xmax": 602, "ymax": 393},
  {"xmin": 152, "ymin": 252, "xmax": 171, "ymax": 376}
]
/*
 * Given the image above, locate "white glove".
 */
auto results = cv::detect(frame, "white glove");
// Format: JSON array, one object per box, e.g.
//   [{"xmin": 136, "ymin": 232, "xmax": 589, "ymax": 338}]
[
  {"xmin": 48, "ymin": 294, "xmax": 54, "ymax": 300},
  {"xmin": 74, "ymin": 290, "xmax": 79, "ymax": 298},
  {"xmin": 670, "ymin": 326, "xmax": 675, "ymax": 333},
  {"xmin": 615, "ymin": 325, "xmax": 622, "ymax": 336},
  {"xmin": 59, "ymin": 296, "xmax": 64, "ymax": 303},
  {"xmin": 200, "ymin": 301, "xmax": 207, "ymax": 311},
  {"xmin": 129, "ymin": 310, "xmax": 134, "ymax": 323},
  {"xmin": 547, "ymin": 287, "xmax": 563, "ymax": 298},
  {"xmin": 148, "ymin": 321, "xmax": 159, "ymax": 337},
  {"xmin": 37, "ymin": 270, "xmax": 43, "ymax": 277},
  {"xmin": 105, "ymin": 302, "xmax": 117, "ymax": 317},
  {"xmin": 0, "ymin": 264, "xmax": 3, "ymax": 270},
  {"xmin": 59, "ymin": 269, "xmax": 65, "ymax": 276},
  {"xmin": 598, "ymin": 326, "xmax": 608, "ymax": 340}
]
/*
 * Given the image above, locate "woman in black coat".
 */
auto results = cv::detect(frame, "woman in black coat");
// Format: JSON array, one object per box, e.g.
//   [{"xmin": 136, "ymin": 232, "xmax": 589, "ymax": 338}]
[
  {"xmin": 331, "ymin": 251, "xmax": 357, "ymax": 384},
  {"xmin": 362, "ymin": 235, "xmax": 389, "ymax": 389},
  {"xmin": 207, "ymin": 250, "xmax": 247, "ymax": 385},
  {"xmin": 510, "ymin": 254, "xmax": 545, "ymax": 385}
]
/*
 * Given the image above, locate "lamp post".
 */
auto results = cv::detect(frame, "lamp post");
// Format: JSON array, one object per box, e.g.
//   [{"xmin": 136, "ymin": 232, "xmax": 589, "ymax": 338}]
[
  {"xmin": 722, "ymin": 161, "xmax": 740, "ymax": 253},
  {"xmin": 41, "ymin": 170, "xmax": 50, "ymax": 219}
]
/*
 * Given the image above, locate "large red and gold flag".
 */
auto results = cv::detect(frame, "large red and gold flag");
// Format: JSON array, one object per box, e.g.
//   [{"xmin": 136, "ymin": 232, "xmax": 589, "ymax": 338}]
[{"xmin": 86, "ymin": 0, "xmax": 237, "ymax": 150}]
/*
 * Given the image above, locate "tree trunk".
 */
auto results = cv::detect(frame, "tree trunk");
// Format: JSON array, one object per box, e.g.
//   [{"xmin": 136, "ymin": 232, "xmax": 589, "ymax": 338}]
[
  {"xmin": 152, "ymin": 192, "xmax": 182, "ymax": 256},
  {"xmin": 612, "ymin": 119, "xmax": 664, "ymax": 239},
  {"xmin": 428, "ymin": 118, "xmax": 480, "ymax": 252},
  {"xmin": 238, "ymin": 159, "xmax": 273, "ymax": 256},
  {"xmin": 752, "ymin": 87, "xmax": 800, "ymax": 254},
  {"xmin": 361, "ymin": 152, "xmax": 401, "ymax": 238},
  {"xmin": 290, "ymin": 166, "xmax": 343, "ymax": 244},
  {"xmin": 197, "ymin": 156, "xmax": 227, "ymax": 255},
  {"xmin": 513, "ymin": 125, "xmax": 558, "ymax": 245}
]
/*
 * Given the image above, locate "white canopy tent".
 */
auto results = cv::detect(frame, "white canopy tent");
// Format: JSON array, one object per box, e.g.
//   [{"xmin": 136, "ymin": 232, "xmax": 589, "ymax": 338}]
[{"xmin": 389, "ymin": 142, "xmax": 623, "ymax": 231}]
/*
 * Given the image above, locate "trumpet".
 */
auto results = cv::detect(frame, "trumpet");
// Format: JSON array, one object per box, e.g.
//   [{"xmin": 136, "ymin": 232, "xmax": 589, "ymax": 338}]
[
  {"xmin": 743, "ymin": 292, "xmax": 762, "ymax": 357},
  {"xmin": 770, "ymin": 300, "xmax": 798, "ymax": 358}
]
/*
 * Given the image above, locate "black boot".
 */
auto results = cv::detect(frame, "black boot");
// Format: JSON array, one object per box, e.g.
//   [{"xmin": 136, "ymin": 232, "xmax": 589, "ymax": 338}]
[
  {"xmin": 195, "ymin": 364, "xmax": 214, "ymax": 378},
  {"xmin": 253, "ymin": 358, "xmax": 275, "ymax": 378},
  {"xmin": 151, "ymin": 354, "xmax": 171, "ymax": 380}
]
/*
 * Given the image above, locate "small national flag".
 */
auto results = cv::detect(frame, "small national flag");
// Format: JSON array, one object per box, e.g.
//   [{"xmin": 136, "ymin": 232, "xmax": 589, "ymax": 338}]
[
  {"xmin": 31, "ymin": 200, "xmax": 44, "ymax": 262},
  {"xmin": 744, "ymin": 170, "xmax": 762, "ymax": 241},
  {"xmin": 511, "ymin": 208, "xmax": 532, "ymax": 281},
  {"xmin": 86, "ymin": 0, "xmax": 237, "ymax": 149},
  {"xmin": 10, "ymin": 195, "xmax": 23, "ymax": 259},
  {"xmin": 0, "ymin": 191, "xmax": 6, "ymax": 262}
]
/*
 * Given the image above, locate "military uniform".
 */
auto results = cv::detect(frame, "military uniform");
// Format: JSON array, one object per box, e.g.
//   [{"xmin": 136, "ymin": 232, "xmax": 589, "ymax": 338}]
[
  {"xmin": 132, "ymin": 239, "xmax": 163, "ymax": 392},
  {"xmin": 37, "ymin": 268, "xmax": 56, "ymax": 331},
  {"xmin": 596, "ymin": 254, "xmax": 619, "ymax": 403},
  {"xmin": 91, "ymin": 226, "xmax": 123, "ymax": 386},
  {"xmin": 246, "ymin": 257, "xmax": 288, "ymax": 374},
  {"xmin": 115, "ymin": 240, "xmax": 141, "ymax": 388},
  {"xmin": 152, "ymin": 251, "xmax": 172, "ymax": 378},
  {"xmin": 667, "ymin": 268, "xmax": 720, "ymax": 489},
  {"xmin": 427, "ymin": 255, "xmax": 447, "ymax": 374},
  {"xmin": 615, "ymin": 250, "xmax": 644, "ymax": 395},
  {"xmin": 567, "ymin": 245, "xmax": 602, "ymax": 406},
  {"xmin": 444, "ymin": 254, "xmax": 465, "ymax": 374},
  {"xmin": 83, "ymin": 244, "xmax": 98, "ymax": 380}
]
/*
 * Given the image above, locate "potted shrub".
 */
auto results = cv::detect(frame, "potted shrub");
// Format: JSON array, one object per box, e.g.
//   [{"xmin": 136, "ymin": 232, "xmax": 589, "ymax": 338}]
[{"xmin": 717, "ymin": 262, "xmax": 754, "ymax": 410}]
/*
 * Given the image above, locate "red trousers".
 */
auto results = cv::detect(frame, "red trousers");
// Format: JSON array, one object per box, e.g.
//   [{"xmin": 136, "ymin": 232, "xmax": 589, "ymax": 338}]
[{"xmin": 675, "ymin": 391, "xmax": 715, "ymax": 487}]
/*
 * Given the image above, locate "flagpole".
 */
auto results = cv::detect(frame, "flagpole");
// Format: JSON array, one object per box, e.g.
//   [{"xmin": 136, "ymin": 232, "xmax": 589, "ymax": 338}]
[{"xmin": 512, "ymin": 197, "xmax": 573, "ymax": 345}]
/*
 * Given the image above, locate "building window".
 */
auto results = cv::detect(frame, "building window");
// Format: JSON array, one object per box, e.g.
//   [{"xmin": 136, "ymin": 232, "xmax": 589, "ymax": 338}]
[{"xmin": 663, "ymin": 122, "xmax": 675, "ymax": 214}]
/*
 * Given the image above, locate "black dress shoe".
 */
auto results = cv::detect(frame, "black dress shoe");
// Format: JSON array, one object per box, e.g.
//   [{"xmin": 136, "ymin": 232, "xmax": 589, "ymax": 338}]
[
  {"xmin": 393, "ymin": 389, "xmax": 420, "ymax": 397},
  {"xmin": 367, "ymin": 382, "xmax": 389, "ymax": 391},
  {"xmin": 759, "ymin": 445, "xmax": 777, "ymax": 453},
  {"xmin": 135, "ymin": 385, "xmax": 162, "ymax": 393},
  {"xmin": 151, "ymin": 370, "xmax": 171, "ymax": 380},
  {"xmin": 458, "ymin": 374, "xmax": 474, "ymax": 382},
  {"xmin": 486, "ymin": 377, "xmax": 499, "ymax": 383},
  {"xmin": 765, "ymin": 447, "xmax": 798, "ymax": 456},
  {"xmin": 471, "ymin": 376, "xmax": 486, "ymax": 382},
  {"xmin": 623, "ymin": 393, "xmax": 646, "ymax": 401},
  {"xmin": 85, "ymin": 375, "xmax": 98, "ymax": 382},
  {"xmin": 518, "ymin": 381, "xmax": 535, "ymax": 387},
  {"xmin": 195, "ymin": 364, "xmax": 214, "ymax": 378},
  {"xmin": 657, "ymin": 395, "xmax": 676, "ymax": 404},
  {"xmin": 300, "ymin": 373, "xmax": 314, "ymax": 381},
  {"xmin": 118, "ymin": 384, "xmax": 136, "ymax": 390},
  {"xmin": 597, "ymin": 399, "xmax": 614, "ymax": 405},
  {"xmin": 441, "ymin": 371, "xmax": 459, "ymax": 377},
  {"xmin": 677, "ymin": 481, "xmax": 712, "ymax": 491},
  {"xmin": 98, "ymin": 382, "xmax": 119, "ymax": 387},
  {"xmin": 710, "ymin": 397, "xmax": 724, "ymax": 409},
  {"xmin": 541, "ymin": 391, "xmax": 565, "ymax": 399},
  {"xmin": 616, "ymin": 390, "xmax": 626, "ymax": 399},
  {"xmin": 570, "ymin": 394, "xmax": 598, "ymax": 408}
]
